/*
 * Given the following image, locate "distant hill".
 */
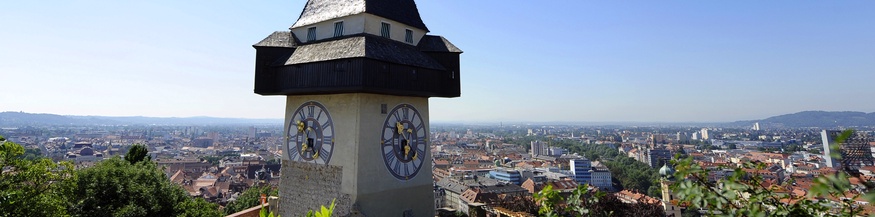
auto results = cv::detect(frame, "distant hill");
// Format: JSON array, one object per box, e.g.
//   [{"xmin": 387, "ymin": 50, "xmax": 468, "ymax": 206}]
[
  {"xmin": 732, "ymin": 111, "xmax": 875, "ymax": 128},
  {"xmin": 0, "ymin": 111, "xmax": 282, "ymax": 127}
]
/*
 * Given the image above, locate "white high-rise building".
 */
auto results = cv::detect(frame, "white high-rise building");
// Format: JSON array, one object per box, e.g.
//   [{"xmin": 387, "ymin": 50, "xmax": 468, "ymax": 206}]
[
  {"xmin": 700, "ymin": 128, "xmax": 710, "ymax": 140},
  {"xmin": 753, "ymin": 122, "xmax": 761, "ymax": 131}
]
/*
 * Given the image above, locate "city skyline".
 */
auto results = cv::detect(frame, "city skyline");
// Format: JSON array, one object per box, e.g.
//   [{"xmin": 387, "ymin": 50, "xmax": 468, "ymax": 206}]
[{"xmin": 2, "ymin": 1, "xmax": 874, "ymax": 122}]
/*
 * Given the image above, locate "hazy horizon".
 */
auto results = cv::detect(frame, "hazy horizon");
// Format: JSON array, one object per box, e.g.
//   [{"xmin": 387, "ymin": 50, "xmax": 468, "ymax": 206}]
[{"xmin": 2, "ymin": 1, "xmax": 873, "ymax": 122}]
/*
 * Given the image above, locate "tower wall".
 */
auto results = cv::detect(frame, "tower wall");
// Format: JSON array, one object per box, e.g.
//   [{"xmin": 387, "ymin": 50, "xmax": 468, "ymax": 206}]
[{"xmin": 281, "ymin": 93, "xmax": 433, "ymax": 216}]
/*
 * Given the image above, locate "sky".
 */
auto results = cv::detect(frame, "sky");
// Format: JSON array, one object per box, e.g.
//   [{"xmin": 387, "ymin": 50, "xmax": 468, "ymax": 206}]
[{"xmin": 1, "ymin": 1, "xmax": 873, "ymax": 123}]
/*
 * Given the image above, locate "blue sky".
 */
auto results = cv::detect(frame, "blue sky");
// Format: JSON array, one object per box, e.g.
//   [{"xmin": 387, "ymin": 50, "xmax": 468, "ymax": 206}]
[{"xmin": 1, "ymin": 1, "xmax": 873, "ymax": 122}]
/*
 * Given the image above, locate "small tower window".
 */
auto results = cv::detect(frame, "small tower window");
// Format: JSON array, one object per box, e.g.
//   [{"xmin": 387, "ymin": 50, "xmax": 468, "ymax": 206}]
[
  {"xmin": 307, "ymin": 27, "xmax": 317, "ymax": 42},
  {"xmin": 334, "ymin": 21, "xmax": 344, "ymax": 37},
  {"xmin": 405, "ymin": 29, "xmax": 413, "ymax": 43},
  {"xmin": 381, "ymin": 22, "xmax": 391, "ymax": 38}
]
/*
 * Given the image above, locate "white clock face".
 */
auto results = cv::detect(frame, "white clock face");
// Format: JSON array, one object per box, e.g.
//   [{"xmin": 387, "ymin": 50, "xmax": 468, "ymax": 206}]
[
  {"xmin": 287, "ymin": 101, "xmax": 334, "ymax": 164},
  {"xmin": 380, "ymin": 104, "xmax": 427, "ymax": 180}
]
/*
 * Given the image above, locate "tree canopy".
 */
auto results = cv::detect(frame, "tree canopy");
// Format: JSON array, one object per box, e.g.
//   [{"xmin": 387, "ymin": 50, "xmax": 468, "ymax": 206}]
[
  {"xmin": 124, "ymin": 143, "xmax": 151, "ymax": 164},
  {"xmin": 224, "ymin": 185, "xmax": 278, "ymax": 215},
  {"xmin": 0, "ymin": 135, "xmax": 223, "ymax": 217},
  {"xmin": 0, "ymin": 136, "xmax": 74, "ymax": 217}
]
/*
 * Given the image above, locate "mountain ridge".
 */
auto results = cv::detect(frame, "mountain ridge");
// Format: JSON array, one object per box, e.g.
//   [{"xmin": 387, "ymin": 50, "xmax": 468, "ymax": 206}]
[
  {"xmin": 0, "ymin": 111, "xmax": 282, "ymax": 126},
  {"xmin": 3, "ymin": 110, "xmax": 874, "ymax": 128},
  {"xmin": 730, "ymin": 111, "xmax": 875, "ymax": 128}
]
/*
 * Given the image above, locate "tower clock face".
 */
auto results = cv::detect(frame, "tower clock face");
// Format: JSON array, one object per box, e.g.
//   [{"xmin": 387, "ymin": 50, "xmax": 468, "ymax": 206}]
[
  {"xmin": 287, "ymin": 101, "xmax": 334, "ymax": 164},
  {"xmin": 381, "ymin": 104, "xmax": 427, "ymax": 180}
]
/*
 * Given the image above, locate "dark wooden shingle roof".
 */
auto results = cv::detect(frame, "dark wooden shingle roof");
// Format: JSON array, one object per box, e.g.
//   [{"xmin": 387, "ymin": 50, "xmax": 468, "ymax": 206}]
[
  {"xmin": 418, "ymin": 35, "xmax": 462, "ymax": 53},
  {"xmin": 253, "ymin": 31, "xmax": 297, "ymax": 48},
  {"xmin": 284, "ymin": 34, "xmax": 445, "ymax": 70},
  {"xmin": 291, "ymin": 0, "xmax": 429, "ymax": 31}
]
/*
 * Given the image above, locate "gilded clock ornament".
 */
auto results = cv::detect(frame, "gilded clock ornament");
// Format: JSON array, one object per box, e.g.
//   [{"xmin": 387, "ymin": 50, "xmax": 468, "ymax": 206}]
[
  {"xmin": 287, "ymin": 101, "xmax": 334, "ymax": 164},
  {"xmin": 381, "ymin": 104, "xmax": 427, "ymax": 180}
]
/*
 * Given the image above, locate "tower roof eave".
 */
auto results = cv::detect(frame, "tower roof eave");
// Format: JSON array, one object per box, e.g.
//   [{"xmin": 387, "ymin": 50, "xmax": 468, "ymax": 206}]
[{"xmin": 282, "ymin": 34, "xmax": 445, "ymax": 70}]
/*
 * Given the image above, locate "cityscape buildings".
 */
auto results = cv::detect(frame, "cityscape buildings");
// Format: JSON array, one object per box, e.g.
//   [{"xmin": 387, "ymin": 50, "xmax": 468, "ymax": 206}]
[{"xmin": 822, "ymin": 130, "xmax": 875, "ymax": 170}]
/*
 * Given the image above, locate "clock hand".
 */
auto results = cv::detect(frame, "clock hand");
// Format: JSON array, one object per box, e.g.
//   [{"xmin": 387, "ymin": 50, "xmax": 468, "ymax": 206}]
[
  {"xmin": 296, "ymin": 120, "xmax": 305, "ymax": 132},
  {"xmin": 301, "ymin": 125, "xmax": 314, "ymax": 153},
  {"xmin": 396, "ymin": 122, "xmax": 404, "ymax": 135}
]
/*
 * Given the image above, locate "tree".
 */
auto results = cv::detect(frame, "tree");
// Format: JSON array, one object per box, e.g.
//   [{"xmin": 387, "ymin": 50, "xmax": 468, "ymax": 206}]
[
  {"xmin": 670, "ymin": 130, "xmax": 875, "ymax": 216},
  {"xmin": 200, "ymin": 155, "xmax": 223, "ymax": 166},
  {"xmin": 177, "ymin": 198, "xmax": 224, "ymax": 217},
  {"xmin": 0, "ymin": 136, "xmax": 75, "ymax": 217},
  {"xmin": 535, "ymin": 184, "xmax": 664, "ymax": 216},
  {"xmin": 224, "ymin": 185, "xmax": 278, "ymax": 215},
  {"xmin": 64, "ymin": 157, "xmax": 222, "ymax": 217},
  {"xmin": 125, "ymin": 144, "xmax": 150, "ymax": 164},
  {"xmin": 1, "ymin": 136, "xmax": 221, "ymax": 217}
]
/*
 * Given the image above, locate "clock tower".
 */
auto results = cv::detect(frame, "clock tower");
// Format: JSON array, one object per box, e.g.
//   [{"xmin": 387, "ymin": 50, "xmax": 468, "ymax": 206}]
[{"xmin": 252, "ymin": 0, "xmax": 462, "ymax": 216}]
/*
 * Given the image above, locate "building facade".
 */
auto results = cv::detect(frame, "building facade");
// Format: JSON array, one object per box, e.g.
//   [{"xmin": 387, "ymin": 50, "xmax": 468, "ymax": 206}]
[
  {"xmin": 590, "ymin": 163, "xmax": 612, "ymax": 190},
  {"xmin": 648, "ymin": 148, "xmax": 672, "ymax": 168},
  {"xmin": 488, "ymin": 168, "xmax": 522, "ymax": 185},
  {"xmin": 822, "ymin": 130, "xmax": 874, "ymax": 170},
  {"xmin": 570, "ymin": 158, "xmax": 592, "ymax": 185}
]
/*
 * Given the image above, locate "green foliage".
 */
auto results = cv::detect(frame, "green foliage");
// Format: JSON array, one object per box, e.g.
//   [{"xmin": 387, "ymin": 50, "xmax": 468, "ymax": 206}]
[
  {"xmin": 177, "ymin": 198, "xmax": 224, "ymax": 217},
  {"xmin": 671, "ymin": 150, "xmax": 874, "ymax": 216},
  {"xmin": 259, "ymin": 205, "xmax": 278, "ymax": 217},
  {"xmin": 603, "ymin": 157, "xmax": 662, "ymax": 196},
  {"xmin": 535, "ymin": 183, "xmax": 664, "ymax": 216},
  {"xmin": 725, "ymin": 143, "xmax": 737, "ymax": 150},
  {"xmin": 0, "ymin": 135, "xmax": 222, "ymax": 217},
  {"xmin": 533, "ymin": 184, "xmax": 562, "ymax": 217},
  {"xmin": 64, "ymin": 157, "xmax": 194, "ymax": 216},
  {"xmin": 124, "ymin": 144, "xmax": 151, "ymax": 164},
  {"xmin": 201, "ymin": 155, "xmax": 223, "ymax": 166},
  {"xmin": 523, "ymin": 137, "xmax": 661, "ymax": 196},
  {"xmin": 0, "ymin": 136, "xmax": 75, "ymax": 217},
  {"xmin": 305, "ymin": 199, "xmax": 335, "ymax": 217},
  {"xmin": 224, "ymin": 185, "xmax": 278, "ymax": 215}
]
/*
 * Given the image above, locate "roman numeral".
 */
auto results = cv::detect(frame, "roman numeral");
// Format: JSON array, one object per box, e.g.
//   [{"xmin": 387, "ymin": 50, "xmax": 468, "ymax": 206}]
[
  {"xmin": 385, "ymin": 149, "xmax": 397, "ymax": 163},
  {"xmin": 307, "ymin": 106, "xmax": 315, "ymax": 117},
  {"xmin": 393, "ymin": 112, "xmax": 401, "ymax": 123},
  {"xmin": 415, "ymin": 148, "xmax": 425, "ymax": 160},
  {"xmin": 321, "ymin": 121, "xmax": 331, "ymax": 130},
  {"xmin": 416, "ymin": 122, "xmax": 424, "ymax": 133},
  {"xmin": 298, "ymin": 111, "xmax": 306, "ymax": 121},
  {"xmin": 289, "ymin": 147, "xmax": 299, "ymax": 160},
  {"xmin": 319, "ymin": 147, "xmax": 330, "ymax": 161},
  {"xmin": 402, "ymin": 108, "xmax": 409, "ymax": 120},
  {"xmin": 382, "ymin": 138, "xmax": 395, "ymax": 146},
  {"xmin": 410, "ymin": 112, "xmax": 418, "ymax": 124}
]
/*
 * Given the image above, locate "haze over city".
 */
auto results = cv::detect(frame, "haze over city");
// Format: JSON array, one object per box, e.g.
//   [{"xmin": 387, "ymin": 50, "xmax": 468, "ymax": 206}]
[{"xmin": 2, "ymin": 0, "xmax": 873, "ymax": 122}]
